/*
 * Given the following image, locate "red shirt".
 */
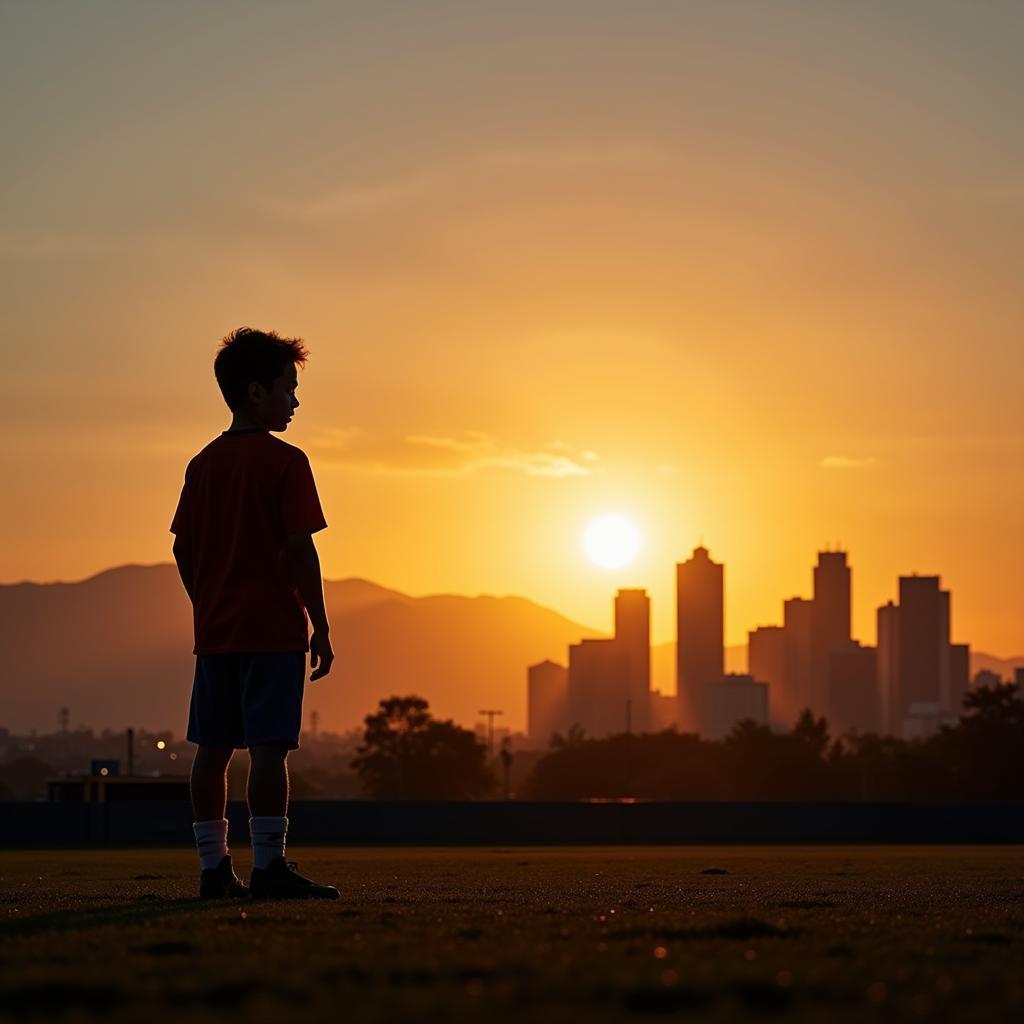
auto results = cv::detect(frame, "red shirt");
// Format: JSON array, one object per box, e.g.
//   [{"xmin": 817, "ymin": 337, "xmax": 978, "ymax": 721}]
[{"xmin": 170, "ymin": 428, "xmax": 328, "ymax": 655}]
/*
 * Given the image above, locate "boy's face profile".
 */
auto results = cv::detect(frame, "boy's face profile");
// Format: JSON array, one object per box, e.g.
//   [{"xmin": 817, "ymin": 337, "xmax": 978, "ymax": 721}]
[{"xmin": 242, "ymin": 363, "xmax": 300, "ymax": 432}]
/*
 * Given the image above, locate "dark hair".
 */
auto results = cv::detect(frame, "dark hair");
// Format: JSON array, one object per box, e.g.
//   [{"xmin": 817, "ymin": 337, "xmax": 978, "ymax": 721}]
[{"xmin": 213, "ymin": 327, "xmax": 309, "ymax": 411}]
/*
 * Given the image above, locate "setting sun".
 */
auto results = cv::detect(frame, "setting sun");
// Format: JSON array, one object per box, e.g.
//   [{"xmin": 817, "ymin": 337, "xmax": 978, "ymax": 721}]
[{"xmin": 582, "ymin": 514, "xmax": 643, "ymax": 570}]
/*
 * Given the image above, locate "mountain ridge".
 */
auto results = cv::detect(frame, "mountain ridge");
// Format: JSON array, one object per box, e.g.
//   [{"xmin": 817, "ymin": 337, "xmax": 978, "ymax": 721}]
[
  {"xmin": 0, "ymin": 564, "xmax": 603, "ymax": 735},
  {"xmin": 1, "ymin": 565, "xmax": 1019, "ymax": 736}
]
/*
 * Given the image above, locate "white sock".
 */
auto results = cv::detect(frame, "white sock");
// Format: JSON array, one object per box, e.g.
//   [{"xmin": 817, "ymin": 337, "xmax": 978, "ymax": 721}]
[
  {"xmin": 193, "ymin": 818, "xmax": 229, "ymax": 870},
  {"xmin": 250, "ymin": 815, "xmax": 288, "ymax": 870}
]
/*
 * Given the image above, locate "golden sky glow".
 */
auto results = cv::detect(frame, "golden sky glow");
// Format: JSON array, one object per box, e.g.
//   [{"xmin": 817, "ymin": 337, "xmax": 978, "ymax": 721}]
[{"xmin": 2, "ymin": 2, "xmax": 1022, "ymax": 655}]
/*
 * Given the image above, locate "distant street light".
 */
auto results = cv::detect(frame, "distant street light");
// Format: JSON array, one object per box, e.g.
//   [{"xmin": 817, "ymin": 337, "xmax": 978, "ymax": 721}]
[{"xmin": 477, "ymin": 709, "xmax": 503, "ymax": 758}]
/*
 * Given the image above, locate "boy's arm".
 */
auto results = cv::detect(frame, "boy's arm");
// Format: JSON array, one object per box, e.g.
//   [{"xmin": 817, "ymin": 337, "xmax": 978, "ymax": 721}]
[
  {"xmin": 286, "ymin": 531, "xmax": 334, "ymax": 680},
  {"xmin": 172, "ymin": 534, "xmax": 195, "ymax": 603}
]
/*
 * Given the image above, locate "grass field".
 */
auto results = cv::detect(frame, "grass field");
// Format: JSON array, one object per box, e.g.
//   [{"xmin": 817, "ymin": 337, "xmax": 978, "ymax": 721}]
[{"xmin": 1, "ymin": 846, "xmax": 1022, "ymax": 1022}]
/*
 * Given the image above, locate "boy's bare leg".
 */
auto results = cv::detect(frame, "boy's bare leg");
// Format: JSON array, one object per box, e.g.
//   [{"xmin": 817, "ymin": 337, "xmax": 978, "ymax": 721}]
[
  {"xmin": 247, "ymin": 744, "xmax": 292, "ymax": 876},
  {"xmin": 245, "ymin": 743, "xmax": 338, "ymax": 898},
  {"xmin": 247, "ymin": 744, "xmax": 290, "ymax": 817},
  {"xmin": 190, "ymin": 745, "xmax": 233, "ymax": 820},
  {"xmin": 190, "ymin": 746, "xmax": 246, "ymax": 895}
]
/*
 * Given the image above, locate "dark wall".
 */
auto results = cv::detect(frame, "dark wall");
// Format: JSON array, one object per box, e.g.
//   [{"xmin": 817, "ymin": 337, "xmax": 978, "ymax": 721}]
[{"xmin": 3, "ymin": 800, "xmax": 1023, "ymax": 846}]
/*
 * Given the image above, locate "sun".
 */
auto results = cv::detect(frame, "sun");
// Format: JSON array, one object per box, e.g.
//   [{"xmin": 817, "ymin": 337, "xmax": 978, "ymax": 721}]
[{"xmin": 582, "ymin": 514, "xmax": 643, "ymax": 570}]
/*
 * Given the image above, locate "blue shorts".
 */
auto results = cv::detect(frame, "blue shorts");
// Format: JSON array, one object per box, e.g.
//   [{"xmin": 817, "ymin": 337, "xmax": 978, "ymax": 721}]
[{"xmin": 186, "ymin": 651, "xmax": 306, "ymax": 750}]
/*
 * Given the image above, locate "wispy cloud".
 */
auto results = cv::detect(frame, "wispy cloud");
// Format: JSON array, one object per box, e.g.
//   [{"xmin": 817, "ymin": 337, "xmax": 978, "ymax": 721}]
[
  {"xmin": 264, "ymin": 145, "xmax": 670, "ymax": 221},
  {"xmin": 820, "ymin": 455, "xmax": 878, "ymax": 470},
  {"xmin": 307, "ymin": 428, "xmax": 596, "ymax": 478}
]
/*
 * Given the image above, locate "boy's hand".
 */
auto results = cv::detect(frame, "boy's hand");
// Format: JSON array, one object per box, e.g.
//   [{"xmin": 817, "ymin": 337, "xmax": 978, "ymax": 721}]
[{"xmin": 309, "ymin": 630, "xmax": 334, "ymax": 681}]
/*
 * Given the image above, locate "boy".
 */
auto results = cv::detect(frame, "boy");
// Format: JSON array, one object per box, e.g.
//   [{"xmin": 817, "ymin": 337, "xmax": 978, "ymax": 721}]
[{"xmin": 170, "ymin": 327, "xmax": 338, "ymax": 900}]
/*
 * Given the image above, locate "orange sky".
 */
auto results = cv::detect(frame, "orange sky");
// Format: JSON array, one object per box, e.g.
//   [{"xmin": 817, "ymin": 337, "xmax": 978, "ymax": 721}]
[{"xmin": 2, "ymin": 2, "xmax": 1022, "ymax": 655}]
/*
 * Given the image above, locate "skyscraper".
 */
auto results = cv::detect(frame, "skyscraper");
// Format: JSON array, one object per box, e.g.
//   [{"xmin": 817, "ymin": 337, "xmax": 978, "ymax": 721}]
[
  {"xmin": 614, "ymin": 588, "xmax": 651, "ymax": 733},
  {"xmin": 876, "ymin": 600, "xmax": 900, "ymax": 735},
  {"xmin": 567, "ymin": 638, "xmax": 631, "ymax": 739},
  {"xmin": 748, "ymin": 625, "xmax": 787, "ymax": 727},
  {"xmin": 783, "ymin": 596, "xmax": 814, "ymax": 719},
  {"xmin": 895, "ymin": 574, "xmax": 951, "ymax": 734},
  {"xmin": 704, "ymin": 674, "xmax": 769, "ymax": 740},
  {"xmin": 938, "ymin": 588, "xmax": 952, "ymax": 713},
  {"xmin": 827, "ymin": 641, "xmax": 878, "ymax": 735},
  {"xmin": 676, "ymin": 546, "xmax": 724, "ymax": 734},
  {"xmin": 811, "ymin": 550, "xmax": 852, "ymax": 719},
  {"xmin": 948, "ymin": 643, "xmax": 970, "ymax": 717},
  {"xmin": 527, "ymin": 660, "xmax": 568, "ymax": 748}
]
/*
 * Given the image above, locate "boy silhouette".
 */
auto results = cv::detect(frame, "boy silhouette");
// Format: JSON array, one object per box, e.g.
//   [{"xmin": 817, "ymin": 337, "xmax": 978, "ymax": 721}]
[{"xmin": 170, "ymin": 327, "xmax": 338, "ymax": 899}]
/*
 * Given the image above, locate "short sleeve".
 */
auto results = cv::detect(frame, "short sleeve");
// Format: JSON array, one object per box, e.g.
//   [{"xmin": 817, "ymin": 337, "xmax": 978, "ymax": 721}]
[
  {"xmin": 282, "ymin": 453, "xmax": 328, "ymax": 535},
  {"xmin": 170, "ymin": 472, "xmax": 190, "ymax": 535}
]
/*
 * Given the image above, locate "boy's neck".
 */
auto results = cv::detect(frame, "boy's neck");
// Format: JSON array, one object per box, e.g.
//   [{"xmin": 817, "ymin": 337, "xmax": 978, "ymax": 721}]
[{"xmin": 226, "ymin": 411, "xmax": 269, "ymax": 433}]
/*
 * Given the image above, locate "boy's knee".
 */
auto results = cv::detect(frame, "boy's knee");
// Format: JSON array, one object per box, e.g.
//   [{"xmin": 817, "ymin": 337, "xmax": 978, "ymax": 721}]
[
  {"xmin": 195, "ymin": 745, "xmax": 234, "ymax": 767},
  {"xmin": 249, "ymin": 743, "xmax": 290, "ymax": 764}
]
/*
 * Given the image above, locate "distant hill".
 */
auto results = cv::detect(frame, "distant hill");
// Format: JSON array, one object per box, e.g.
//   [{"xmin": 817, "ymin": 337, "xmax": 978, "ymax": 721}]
[
  {"xmin": 0, "ymin": 565, "xmax": 601, "ymax": 736},
  {"xmin": 971, "ymin": 650, "xmax": 1024, "ymax": 682},
  {"xmin": 1, "ymin": 565, "xmax": 1018, "ymax": 736}
]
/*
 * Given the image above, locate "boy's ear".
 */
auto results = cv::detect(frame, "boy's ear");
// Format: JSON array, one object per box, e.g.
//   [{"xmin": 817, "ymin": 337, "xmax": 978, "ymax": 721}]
[{"xmin": 247, "ymin": 380, "xmax": 267, "ymax": 403}]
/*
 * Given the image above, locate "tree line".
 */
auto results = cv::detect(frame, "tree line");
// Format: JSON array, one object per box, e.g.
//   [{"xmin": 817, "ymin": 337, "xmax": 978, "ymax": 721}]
[{"xmin": 350, "ymin": 685, "xmax": 1024, "ymax": 801}]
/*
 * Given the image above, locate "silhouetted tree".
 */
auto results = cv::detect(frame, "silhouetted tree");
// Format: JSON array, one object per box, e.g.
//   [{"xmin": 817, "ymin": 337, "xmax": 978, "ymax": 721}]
[
  {"xmin": 350, "ymin": 695, "xmax": 495, "ymax": 799},
  {"xmin": 791, "ymin": 709, "xmax": 831, "ymax": 758},
  {"xmin": 522, "ymin": 728, "xmax": 723, "ymax": 800},
  {"xmin": 722, "ymin": 718, "xmax": 840, "ymax": 799},
  {"xmin": 357, "ymin": 685, "xmax": 1024, "ymax": 802},
  {"xmin": 829, "ymin": 732, "xmax": 937, "ymax": 800},
  {"xmin": 936, "ymin": 683, "xmax": 1024, "ymax": 799},
  {"xmin": 524, "ymin": 707, "xmax": 1023, "ymax": 802},
  {"xmin": 549, "ymin": 723, "xmax": 587, "ymax": 750}
]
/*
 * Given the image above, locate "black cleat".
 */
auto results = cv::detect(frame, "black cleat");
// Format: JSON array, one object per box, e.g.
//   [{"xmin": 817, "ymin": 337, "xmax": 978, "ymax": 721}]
[
  {"xmin": 199, "ymin": 854, "xmax": 250, "ymax": 899},
  {"xmin": 249, "ymin": 857, "xmax": 340, "ymax": 900}
]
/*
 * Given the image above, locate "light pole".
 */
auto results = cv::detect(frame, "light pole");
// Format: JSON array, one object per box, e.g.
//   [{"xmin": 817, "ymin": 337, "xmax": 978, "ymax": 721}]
[{"xmin": 478, "ymin": 709, "xmax": 503, "ymax": 758}]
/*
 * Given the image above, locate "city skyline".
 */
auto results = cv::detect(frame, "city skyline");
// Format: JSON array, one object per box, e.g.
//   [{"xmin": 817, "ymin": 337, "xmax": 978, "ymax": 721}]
[
  {"xmin": 529, "ymin": 542, "xmax": 985, "ymax": 744},
  {"xmin": 4, "ymin": 548, "xmax": 1020, "ymax": 739}
]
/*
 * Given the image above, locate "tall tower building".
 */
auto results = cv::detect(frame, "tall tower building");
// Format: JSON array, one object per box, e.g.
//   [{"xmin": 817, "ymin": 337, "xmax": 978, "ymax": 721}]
[
  {"xmin": 704, "ymin": 674, "xmax": 769, "ymax": 739},
  {"xmin": 614, "ymin": 588, "xmax": 651, "ymax": 733},
  {"xmin": 827, "ymin": 641, "xmax": 878, "ymax": 735},
  {"xmin": 527, "ymin": 660, "xmax": 568, "ymax": 748},
  {"xmin": 748, "ymin": 625, "xmax": 787, "ymax": 727},
  {"xmin": 811, "ymin": 550, "xmax": 852, "ymax": 719},
  {"xmin": 938, "ymin": 588, "xmax": 952, "ymax": 713},
  {"xmin": 948, "ymin": 643, "xmax": 970, "ymax": 717},
  {"xmin": 676, "ymin": 545, "xmax": 724, "ymax": 734},
  {"xmin": 567, "ymin": 639, "xmax": 630, "ymax": 739},
  {"xmin": 783, "ymin": 597, "xmax": 814, "ymax": 718},
  {"xmin": 876, "ymin": 600, "xmax": 900, "ymax": 735},
  {"xmin": 896, "ymin": 575, "xmax": 950, "ymax": 732}
]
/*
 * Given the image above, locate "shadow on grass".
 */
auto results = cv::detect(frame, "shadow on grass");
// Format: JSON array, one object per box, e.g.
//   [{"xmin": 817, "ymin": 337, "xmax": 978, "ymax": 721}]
[{"xmin": 0, "ymin": 896, "xmax": 227, "ymax": 939}]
